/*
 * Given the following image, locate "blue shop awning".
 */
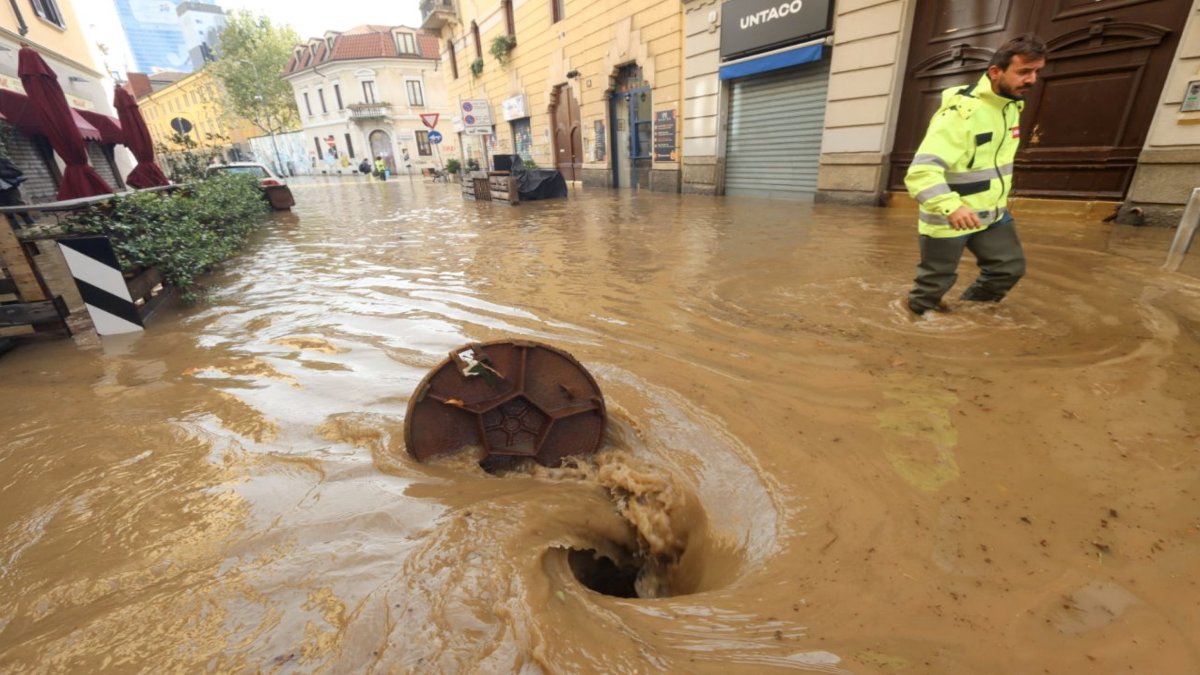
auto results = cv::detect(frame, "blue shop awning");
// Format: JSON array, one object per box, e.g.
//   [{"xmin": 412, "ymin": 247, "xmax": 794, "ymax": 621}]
[{"xmin": 719, "ymin": 43, "xmax": 826, "ymax": 81}]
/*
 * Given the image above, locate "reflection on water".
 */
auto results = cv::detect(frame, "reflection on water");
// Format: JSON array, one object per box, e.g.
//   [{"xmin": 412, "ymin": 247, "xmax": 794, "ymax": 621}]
[{"xmin": 2, "ymin": 176, "xmax": 1199, "ymax": 672}]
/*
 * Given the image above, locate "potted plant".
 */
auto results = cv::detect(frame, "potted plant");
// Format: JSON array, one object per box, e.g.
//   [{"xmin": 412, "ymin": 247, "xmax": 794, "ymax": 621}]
[
  {"xmin": 466, "ymin": 158, "xmax": 480, "ymax": 172},
  {"xmin": 444, "ymin": 158, "xmax": 462, "ymax": 182},
  {"xmin": 470, "ymin": 57, "xmax": 484, "ymax": 78},
  {"xmin": 490, "ymin": 35, "xmax": 517, "ymax": 67}
]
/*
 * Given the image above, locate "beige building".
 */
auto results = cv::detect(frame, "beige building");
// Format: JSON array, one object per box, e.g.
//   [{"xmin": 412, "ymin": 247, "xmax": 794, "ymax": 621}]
[
  {"xmin": 1, "ymin": 0, "xmax": 133, "ymax": 202},
  {"xmin": 683, "ymin": 0, "xmax": 1199, "ymax": 222},
  {"xmin": 424, "ymin": 0, "xmax": 685, "ymax": 191},
  {"xmin": 136, "ymin": 68, "xmax": 262, "ymax": 161},
  {"xmin": 283, "ymin": 25, "xmax": 454, "ymax": 175}
]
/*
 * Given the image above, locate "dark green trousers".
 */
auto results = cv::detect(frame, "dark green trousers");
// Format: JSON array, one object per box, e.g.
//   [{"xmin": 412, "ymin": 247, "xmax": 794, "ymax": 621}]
[{"xmin": 908, "ymin": 218, "xmax": 1025, "ymax": 314}]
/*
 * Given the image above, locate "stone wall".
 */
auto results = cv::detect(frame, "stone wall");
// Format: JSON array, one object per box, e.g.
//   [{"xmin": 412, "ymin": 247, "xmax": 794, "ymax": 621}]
[
  {"xmin": 1124, "ymin": 2, "xmax": 1200, "ymax": 227},
  {"xmin": 814, "ymin": 0, "xmax": 912, "ymax": 206}
]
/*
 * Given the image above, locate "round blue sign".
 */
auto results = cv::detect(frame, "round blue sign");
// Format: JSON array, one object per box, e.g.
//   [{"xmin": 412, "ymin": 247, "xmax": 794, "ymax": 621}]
[{"xmin": 428, "ymin": 131, "xmax": 443, "ymax": 144}]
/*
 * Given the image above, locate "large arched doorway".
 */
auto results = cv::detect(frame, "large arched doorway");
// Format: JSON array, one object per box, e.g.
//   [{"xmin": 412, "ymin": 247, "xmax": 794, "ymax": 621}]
[
  {"xmin": 609, "ymin": 64, "xmax": 651, "ymax": 189},
  {"xmin": 549, "ymin": 84, "xmax": 582, "ymax": 181},
  {"xmin": 368, "ymin": 129, "xmax": 395, "ymax": 172},
  {"xmin": 888, "ymin": 0, "xmax": 1190, "ymax": 201}
]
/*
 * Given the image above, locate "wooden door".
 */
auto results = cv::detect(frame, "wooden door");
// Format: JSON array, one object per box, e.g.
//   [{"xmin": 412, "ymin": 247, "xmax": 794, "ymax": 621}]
[
  {"xmin": 889, "ymin": 0, "xmax": 1190, "ymax": 200},
  {"xmin": 1016, "ymin": 0, "xmax": 1190, "ymax": 198},
  {"xmin": 551, "ymin": 85, "xmax": 582, "ymax": 181}
]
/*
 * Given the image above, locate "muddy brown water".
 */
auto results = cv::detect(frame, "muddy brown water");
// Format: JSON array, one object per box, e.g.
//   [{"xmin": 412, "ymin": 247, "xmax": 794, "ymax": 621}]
[{"xmin": 2, "ymin": 177, "xmax": 1199, "ymax": 673}]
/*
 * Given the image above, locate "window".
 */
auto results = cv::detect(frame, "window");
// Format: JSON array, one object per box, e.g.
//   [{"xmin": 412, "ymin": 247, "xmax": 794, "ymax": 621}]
[
  {"xmin": 415, "ymin": 131, "xmax": 432, "ymax": 157},
  {"xmin": 313, "ymin": 137, "xmax": 323, "ymax": 160},
  {"xmin": 318, "ymin": 88, "xmax": 327, "ymax": 113},
  {"xmin": 472, "ymin": 22, "xmax": 481, "ymax": 59},
  {"xmin": 333, "ymin": 83, "xmax": 343, "ymax": 109},
  {"xmin": 344, "ymin": 133, "xmax": 355, "ymax": 158},
  {"xmin": 406, "ymin": 80, "xmax": 424, "ymax": 107},
  {"xmin": 503, "ymin": 0, "xmax": 515, "ymax": 36},
  {"xmin": 448, "ymin": 41, "xmax": 458, "ymax": 79},
  {"xmin": 362, "ymin": 80, "xmax": 376, "ymax": 104},
  {"xmin": 303, "ymin": 92, "xmax": 313, "ymax": 116},
  {"xmin": 30, "ymin": 0, "xmax": 65, "ymax": 28},
  {"xmin": 551, "ymin": 0, "xmax": 565, "ymax": 23},
  {"xmin": 396, "ymin": 32, "xmax": 416, "ymax": 54}
]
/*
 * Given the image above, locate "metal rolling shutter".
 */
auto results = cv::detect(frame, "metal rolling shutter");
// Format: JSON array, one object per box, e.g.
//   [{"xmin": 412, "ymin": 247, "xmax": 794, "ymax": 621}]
[
  {"xmin": 87, "ymin": 143, "xmax": 121, "ymax": 190},
  {"xmin": 7, "ymin": 132, "xmax": 58, "ymax": 204},
  {"xmin": 725, "ymin": 58, "xmax": 831, "ymax": 200}
]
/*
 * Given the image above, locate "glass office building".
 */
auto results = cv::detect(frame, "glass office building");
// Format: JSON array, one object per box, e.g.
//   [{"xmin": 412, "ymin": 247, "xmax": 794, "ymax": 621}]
[{"xmin": 114, "ymin": 0, "xmax": 193, "ymax": 73}]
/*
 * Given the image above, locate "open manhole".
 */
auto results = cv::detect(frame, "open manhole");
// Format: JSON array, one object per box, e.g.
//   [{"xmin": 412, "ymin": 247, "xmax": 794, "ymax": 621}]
[
  {"xmin": 564, "ymin": 544, "xmax": 682, "ymax": 599},
  {"xmin": 405, "ymin": 340, "xmax": 607, "ymax": 468}
]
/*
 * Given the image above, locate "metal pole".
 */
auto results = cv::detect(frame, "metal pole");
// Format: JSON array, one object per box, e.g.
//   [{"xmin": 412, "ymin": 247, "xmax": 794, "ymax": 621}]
[
  {"xmin": 1164, "ymin": 187, "xmax": 1200, "ymax": 272},
  {"xmin": 240, "ymin": 58, "xmax": 285, "ymax": 176}
]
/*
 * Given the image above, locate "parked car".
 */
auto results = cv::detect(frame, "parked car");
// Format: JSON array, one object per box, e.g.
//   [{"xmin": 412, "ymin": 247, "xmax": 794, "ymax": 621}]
[{"xmin": 206, "ymin": 162, "xmax": 295, "ymax": 210}]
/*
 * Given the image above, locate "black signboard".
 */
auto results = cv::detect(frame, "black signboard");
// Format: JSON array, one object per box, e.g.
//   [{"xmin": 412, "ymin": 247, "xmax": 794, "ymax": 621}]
[
  {"xmin": 719, "ymin": 0, "xmax": 833, "ymax": 60},
  {"xmin": 653, "ymin": 110, "xmax": 676, "ymax": 162}
]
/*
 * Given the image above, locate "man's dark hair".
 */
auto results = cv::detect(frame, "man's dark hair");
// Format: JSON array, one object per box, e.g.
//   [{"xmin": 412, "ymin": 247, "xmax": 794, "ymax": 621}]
[{"xmin": 988, "ymin": 34, "xmax": 1047, "ymax": 71}]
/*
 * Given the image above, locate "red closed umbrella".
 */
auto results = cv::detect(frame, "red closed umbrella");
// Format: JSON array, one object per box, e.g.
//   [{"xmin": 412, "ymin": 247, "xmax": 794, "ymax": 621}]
[
  {"xmin": 114, "ymin": 87, "xmax": 169, "ymax": 189},
  {"xmin": 17, "ymin": 47, "xmax": 113, "ymax": 200}
]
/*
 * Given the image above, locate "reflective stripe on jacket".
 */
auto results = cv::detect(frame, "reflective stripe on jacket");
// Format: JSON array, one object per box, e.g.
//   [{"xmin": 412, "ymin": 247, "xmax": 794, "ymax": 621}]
[{"xmin": 905, "ymin": 74, "xmax": 1024, "ymax": 238}]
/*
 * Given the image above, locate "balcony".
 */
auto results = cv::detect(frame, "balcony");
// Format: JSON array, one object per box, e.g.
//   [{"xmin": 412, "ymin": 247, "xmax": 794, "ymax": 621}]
[
  {"xmin": 348, "ymin": 103, "xmax": 391, "ymax": 120},
  {"xmin": 421, "ymin": 0, "xmax": 457, "ymax": 30}
]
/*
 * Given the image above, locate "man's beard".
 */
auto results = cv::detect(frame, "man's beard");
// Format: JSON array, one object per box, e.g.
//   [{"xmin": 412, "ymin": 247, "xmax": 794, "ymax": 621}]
[{"xmin": 998, "ymin": 81, "xmax": 1028, "ymax": 100}]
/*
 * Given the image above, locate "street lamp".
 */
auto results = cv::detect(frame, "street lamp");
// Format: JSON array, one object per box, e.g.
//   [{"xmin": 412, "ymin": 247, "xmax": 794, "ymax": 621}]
[{"xmin": 237, "ymin": 58, "xmax": 284, "ymax": 176}]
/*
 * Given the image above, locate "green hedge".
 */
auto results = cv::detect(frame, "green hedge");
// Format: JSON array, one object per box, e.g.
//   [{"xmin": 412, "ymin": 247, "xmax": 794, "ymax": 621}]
[{"xmin": 65, "ymin": 174, "xmax": 269, "ymax": 302}]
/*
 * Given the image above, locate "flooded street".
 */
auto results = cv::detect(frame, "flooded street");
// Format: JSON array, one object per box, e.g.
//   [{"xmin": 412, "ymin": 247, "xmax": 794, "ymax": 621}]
[{"xmin": 2, "ymin": 176, "xmax": 1199, "ymax": 673}]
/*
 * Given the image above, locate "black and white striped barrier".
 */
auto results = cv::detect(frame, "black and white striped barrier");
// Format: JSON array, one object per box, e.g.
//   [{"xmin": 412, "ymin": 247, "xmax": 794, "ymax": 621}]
[{"xmin": 58, "ymin": 237, "xmax": 144, "ymax": 335}]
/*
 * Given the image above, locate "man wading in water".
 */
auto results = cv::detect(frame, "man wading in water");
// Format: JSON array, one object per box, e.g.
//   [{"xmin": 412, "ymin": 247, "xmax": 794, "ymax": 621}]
[{"xmin": 905, "ymin": 35, "xmax": 1046, "ymax": 315}]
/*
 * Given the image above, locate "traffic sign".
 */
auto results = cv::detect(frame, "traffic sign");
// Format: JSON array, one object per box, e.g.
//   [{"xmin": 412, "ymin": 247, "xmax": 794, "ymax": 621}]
[
  {"xmin": 420, "ymin": 113, "xmax": 440, "ymax": 129},
  {"xmin": 428, "ymin": 130, "xmax": 443, "ymax": 144},
  {"xmin": 170, "ymin": 117, "xmax": 193, "ymax": 135}
]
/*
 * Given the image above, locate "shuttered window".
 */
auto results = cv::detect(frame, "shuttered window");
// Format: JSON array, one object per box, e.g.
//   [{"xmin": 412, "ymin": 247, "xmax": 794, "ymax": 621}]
[{"xmin": 725, "ymin": 59, "xmax": 830, "ymax": 201}]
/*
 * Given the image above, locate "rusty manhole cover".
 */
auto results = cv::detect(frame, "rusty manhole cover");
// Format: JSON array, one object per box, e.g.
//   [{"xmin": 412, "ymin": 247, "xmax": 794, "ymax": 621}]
[{"xmin": 405, "ymin": 340, "xmax": 607, "ymax": 467}]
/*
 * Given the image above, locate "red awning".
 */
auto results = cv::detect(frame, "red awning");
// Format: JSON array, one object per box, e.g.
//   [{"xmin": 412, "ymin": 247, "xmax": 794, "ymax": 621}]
[
  {"xmin": 0, "ymin": 88, "xmax": 103, "ymax": 141},
  {"xmin": 78, "ymin": 109, "xmax": 124, "ymax": 144}
]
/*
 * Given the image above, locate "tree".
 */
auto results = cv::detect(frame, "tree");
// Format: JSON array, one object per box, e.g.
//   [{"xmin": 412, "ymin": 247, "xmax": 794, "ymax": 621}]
[{"xmin": 210, "ymin": 10, "xmax": 300, "ymax": 137}]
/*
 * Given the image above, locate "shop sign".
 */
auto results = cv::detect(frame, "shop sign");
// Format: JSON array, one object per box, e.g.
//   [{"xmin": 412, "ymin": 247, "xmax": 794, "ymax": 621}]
[
  {"xmin": 653, "ymin": 110, "xmax": 676, "ymax": 162},
  {"xmin": 593, "ymin": 120, "xmax": 606, "ymax": 162},
  {"xmin": 719, "ymin": 0, "xmax": 833, "ymax": 60},
  {"xmin": 0, "ymin": 74, "xmax": 25, "ymax": 94},
  {"xmin": 501, "ymin": 94, "xmax": 528, "ymax": 121}
]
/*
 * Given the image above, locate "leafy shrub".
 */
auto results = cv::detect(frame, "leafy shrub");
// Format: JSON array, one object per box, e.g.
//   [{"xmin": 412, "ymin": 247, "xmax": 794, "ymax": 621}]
[
  {"xmin": 155, "ymin": 132, "xmax": 224, "ymax": 183},
  {"xmin": 470, "ymin": 57, "xmax": 484, "ymax": 77},
  {"xmin": 64, "ymin": 174, "xmax": 268, "ymax": 302},
  {"xmin": 466, "ymin": 158, "xmax": 480, "ymax": 171},
  {"xmin": 490, "ymin": 35, "xmax": 516, "ymax": 67},
  {"xmin": 444, "ymin": 158, "xmax": 461, "ymax": 174}
]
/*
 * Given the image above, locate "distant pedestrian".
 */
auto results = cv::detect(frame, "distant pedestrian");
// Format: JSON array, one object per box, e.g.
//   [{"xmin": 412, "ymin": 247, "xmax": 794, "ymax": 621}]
[
  {"xmin": 904, "ymin": 34, "xmax": 1046, "ymax": 315},
  {"xmin": 374, "ymin": 155, "xmax": 388, "ymax": 181},
  {"xmin": 358, "ymin": 158, "xmax": 371, "ymax": 175}
]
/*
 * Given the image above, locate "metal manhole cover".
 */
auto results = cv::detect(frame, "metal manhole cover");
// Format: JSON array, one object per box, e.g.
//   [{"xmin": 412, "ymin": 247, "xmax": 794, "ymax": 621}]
[{"xmin": 405, "ymin": 340, "xmax": 607, "ymax": 467}]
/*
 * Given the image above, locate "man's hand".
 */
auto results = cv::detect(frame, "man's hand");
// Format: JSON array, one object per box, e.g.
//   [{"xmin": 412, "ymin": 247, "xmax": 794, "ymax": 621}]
[{"xmin": 948, "ymin": 206, "xmax": 982, "ymax": 231}]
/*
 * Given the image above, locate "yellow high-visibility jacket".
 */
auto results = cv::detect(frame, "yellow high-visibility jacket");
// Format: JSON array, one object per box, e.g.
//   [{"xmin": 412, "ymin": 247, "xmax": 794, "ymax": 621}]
[{"xmin": 905, "ymin": 74, "xmax": 1025, "ymax": 238}]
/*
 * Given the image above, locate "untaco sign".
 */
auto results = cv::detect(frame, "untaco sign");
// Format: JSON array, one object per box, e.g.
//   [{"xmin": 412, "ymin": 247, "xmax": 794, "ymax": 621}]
[{"xmin": 719, "ymin": 0, "xmax": 833, "ymax": 60}]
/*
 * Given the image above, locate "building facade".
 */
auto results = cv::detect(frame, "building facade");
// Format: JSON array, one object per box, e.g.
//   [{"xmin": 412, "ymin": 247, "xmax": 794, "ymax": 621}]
[
  {"xmin": 114, "ymin": 0, "xmax": 192, "ymax": 73},
  {"xmin": 1, "ymin": 0, "xmax": 133, "ymax": 203},
  {"xmin": 283, "ymin": 25, "xmax": 455, "ymax": 176},
  {"xmin": 178, "ymin": 2, "xmax": 227, "ymax": 71},
  {"xmin": 423, "ymin": 0, "xmax": 685, "ymax": 191},
  {"xmin": 136, "ymin": 68, "xmax": 261, "ymax": 162},
  {"xmin": 682, "ymin": 0, "xmax": 1200, "ymax": 221}
]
